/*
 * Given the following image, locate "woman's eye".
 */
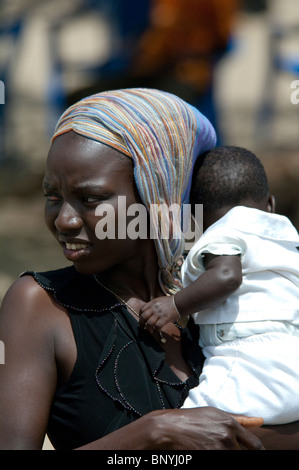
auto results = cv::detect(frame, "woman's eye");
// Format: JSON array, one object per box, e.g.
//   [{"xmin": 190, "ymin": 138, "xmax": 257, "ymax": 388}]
[{"xmin": 82, "ymin": 196, "xmax": 102, "ymax": 204}]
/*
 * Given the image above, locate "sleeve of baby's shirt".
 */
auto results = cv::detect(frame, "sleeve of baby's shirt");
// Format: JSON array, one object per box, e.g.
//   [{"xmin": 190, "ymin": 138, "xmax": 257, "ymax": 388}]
[{"xmin": 184, "ymin": 228, "xmax": 247, "ymax": 280}]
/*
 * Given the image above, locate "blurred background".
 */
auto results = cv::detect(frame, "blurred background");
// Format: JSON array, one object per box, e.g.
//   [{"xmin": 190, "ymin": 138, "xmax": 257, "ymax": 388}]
[{"xmin": 0, "ymin": 0, "xmax": 299, "ymax": 302}]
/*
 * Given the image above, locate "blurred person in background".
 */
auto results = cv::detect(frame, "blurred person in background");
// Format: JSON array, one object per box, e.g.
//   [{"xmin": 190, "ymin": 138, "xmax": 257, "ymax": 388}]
[{"xmin": 69, "ymin": 0, "xmax": 239, "ymax": 143}]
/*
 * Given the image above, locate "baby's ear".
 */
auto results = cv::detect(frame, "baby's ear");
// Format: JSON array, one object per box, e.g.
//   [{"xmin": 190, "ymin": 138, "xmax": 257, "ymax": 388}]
[{"xmin": 266, "ymin": 194, "xmax": 276, "ymax": 213}]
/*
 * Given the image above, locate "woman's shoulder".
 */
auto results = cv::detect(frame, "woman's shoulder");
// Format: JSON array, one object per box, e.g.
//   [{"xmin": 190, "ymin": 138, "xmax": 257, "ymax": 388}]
[
  {"xmin": 20, "ymin": 265, "xmax": 77, "ymax": 290},
  {"xmin": 2, "ymin": 274, "xmax": 49, "ymax": 309},
  {"xmin": 0, "ymin": 270, "xmax": 71, "ymax": 345},
  {"xmin": 0, "ymin": 266, "xmax": 73, "ymax": 310},
  {"xmin": 19, "ymin": 266, "xmax": 117, "ymax": 313},
  {"xmin": 18, "ymin": 265, "xmax": 86, "ymax": 306},
  {"xmin": 1, "ymin": 268, "xmax": 75, "ymax": 319}
]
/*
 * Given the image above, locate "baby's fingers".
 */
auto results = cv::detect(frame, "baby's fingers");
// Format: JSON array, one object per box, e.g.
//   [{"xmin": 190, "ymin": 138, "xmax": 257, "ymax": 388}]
[
  {"xmin": 139, "ymin": 310, "xmax": 151, "ymax": 329},
  {"xmin": 139, "ymin": 304, "xmax": 158, "ymax": 330},
  {"xmin": 143, "ymin": 313, "xmax": 159, "ymax": 333}
]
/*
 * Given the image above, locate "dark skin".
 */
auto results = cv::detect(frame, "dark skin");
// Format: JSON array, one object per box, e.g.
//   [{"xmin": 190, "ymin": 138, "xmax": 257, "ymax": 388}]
[{"xmin": 0, "ymin": 131, "xmax": 296, "ymax": 449}]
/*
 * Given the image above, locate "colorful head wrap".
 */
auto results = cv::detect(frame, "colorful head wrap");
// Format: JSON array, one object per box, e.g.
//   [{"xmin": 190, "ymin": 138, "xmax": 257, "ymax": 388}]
[{"xmin": 52, "ymin": 88, "xmax": 216, "ymax": 294}]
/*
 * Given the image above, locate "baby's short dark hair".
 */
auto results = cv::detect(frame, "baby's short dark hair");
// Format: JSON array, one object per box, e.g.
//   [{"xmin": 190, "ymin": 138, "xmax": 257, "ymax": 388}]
[{"xmin": 190, "ymin": 146, "xmax": 269, "ymax": 211}]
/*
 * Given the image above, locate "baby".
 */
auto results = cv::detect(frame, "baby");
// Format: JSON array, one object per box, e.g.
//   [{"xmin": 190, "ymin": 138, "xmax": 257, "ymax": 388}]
[{"xmin": 140, "ymin": 146, "xmax": 299, "ymax": 424}]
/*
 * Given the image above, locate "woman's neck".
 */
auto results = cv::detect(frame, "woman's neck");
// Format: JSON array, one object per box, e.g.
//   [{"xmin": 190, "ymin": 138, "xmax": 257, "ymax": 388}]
[{"xmin": 97, "ymin": 240, "xmax": 163, "ymax": 302}]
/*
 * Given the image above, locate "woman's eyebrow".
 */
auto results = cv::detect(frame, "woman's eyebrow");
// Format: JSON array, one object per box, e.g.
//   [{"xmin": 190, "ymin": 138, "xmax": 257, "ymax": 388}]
[
  {"xmin": 71, "ymin": 182, "xmax": 108, "ymax": 192},
  {"xmin": 73, "ymin": 182, "xmax": 101, "ymax": 189},
  {"xmin": 42, "ymin": 181, "xmax": 108, "ymax": 192}
]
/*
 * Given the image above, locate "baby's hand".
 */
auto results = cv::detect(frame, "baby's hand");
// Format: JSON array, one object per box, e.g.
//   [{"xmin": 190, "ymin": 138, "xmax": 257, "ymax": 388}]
[{"xmin": 139, "ymin": 296, "xmax": 180, "ymax": 332}]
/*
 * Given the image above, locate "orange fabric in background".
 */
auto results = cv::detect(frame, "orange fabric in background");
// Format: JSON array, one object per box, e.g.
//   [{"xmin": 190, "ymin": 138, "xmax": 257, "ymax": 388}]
[{"xmin": 133, "ymin": 0, "xmax": 239, "ymax": 92}]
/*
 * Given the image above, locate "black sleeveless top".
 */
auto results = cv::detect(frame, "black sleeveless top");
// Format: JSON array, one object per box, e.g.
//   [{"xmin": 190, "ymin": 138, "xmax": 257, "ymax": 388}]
[{"xmin": 21, "ymin": 266, "xmax": 204, "ymax": 449}]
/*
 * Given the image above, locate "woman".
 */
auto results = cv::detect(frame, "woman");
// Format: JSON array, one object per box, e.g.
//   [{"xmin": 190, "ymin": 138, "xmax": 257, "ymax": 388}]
[{"xmin": 0, "ymin": 89, "xmax": 294, "ymax": 449}]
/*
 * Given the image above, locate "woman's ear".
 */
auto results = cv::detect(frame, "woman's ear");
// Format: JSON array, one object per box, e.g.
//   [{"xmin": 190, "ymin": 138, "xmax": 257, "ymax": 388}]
[{"xmin": 266, "ymin": 194, "xmax": 276, "ymax": 213}]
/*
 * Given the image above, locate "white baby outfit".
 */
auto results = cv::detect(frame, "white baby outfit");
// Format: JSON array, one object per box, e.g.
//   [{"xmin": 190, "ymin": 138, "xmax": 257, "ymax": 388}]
[{"xmin": 182, "ymin": 206, "xmax": 299, "ymax": 424}]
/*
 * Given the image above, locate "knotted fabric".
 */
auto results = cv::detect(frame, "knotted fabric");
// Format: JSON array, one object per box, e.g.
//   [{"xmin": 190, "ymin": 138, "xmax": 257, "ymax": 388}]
[{"xmin": 52, "ymin": 88, "xmax": 216, "ymax": 294}]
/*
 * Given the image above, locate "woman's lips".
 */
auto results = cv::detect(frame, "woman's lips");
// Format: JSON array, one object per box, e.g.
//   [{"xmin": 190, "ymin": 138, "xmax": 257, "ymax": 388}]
[
  {"xmin": 65, "ymin": 242, "xmax": 89, "ymax": 250},
  {"xmin": 61, "ymin": 242, "xmax": 91, "ymax": 261}
]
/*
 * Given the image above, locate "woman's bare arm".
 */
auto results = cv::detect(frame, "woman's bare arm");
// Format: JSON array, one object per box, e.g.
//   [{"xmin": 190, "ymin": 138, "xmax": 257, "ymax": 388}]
[
  {"xmin": 253, "ymin": 422, "xmax": 299, "ymax": 450},
  {"xmin": 0, "ymin": 277, "xmax": 59, "ymax": 449}
]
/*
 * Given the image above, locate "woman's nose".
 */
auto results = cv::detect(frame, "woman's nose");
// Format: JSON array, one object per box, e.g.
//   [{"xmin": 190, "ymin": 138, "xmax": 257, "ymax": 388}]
[{"xmin": 54, "ymin": 202, "xmax": 83, "ymax": 232}]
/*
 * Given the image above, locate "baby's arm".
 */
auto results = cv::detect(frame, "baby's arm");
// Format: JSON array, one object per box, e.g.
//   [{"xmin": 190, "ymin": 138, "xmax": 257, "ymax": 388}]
[
  {"xmin": 139, "ymin": 254, "xmax": 242, "ymax": 331},
  {"xmin": 174, "ymin": 254, "xmax": 242, "ymax": 317}
]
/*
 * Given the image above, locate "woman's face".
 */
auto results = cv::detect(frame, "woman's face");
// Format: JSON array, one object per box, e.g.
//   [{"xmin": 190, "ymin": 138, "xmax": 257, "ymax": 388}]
[{"xmin": 43, "ymin": 131, "xmax": 145, "ymax": 275}]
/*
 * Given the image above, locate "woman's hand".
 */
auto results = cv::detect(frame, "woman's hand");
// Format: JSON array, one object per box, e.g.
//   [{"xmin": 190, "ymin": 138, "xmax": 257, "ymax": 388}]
[
  {"xmin": 78, "ymin": 406, "xmax": 264, "ymax": 450},
  {"xmin": 146, "ymin": 407, "xmax": 264, "ymax": 450}
]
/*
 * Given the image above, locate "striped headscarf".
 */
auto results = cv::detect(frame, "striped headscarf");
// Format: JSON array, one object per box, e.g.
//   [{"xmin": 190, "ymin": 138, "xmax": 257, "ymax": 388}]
[{"xmin": 52, "ymin": 88, "xmax": 216, "ymax": 294}]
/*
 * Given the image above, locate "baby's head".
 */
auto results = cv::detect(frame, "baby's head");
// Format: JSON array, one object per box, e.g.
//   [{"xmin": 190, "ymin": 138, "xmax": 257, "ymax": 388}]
[{"xmin": 190, "ymin": 146, "xmax": 275, "ymax": 230}]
